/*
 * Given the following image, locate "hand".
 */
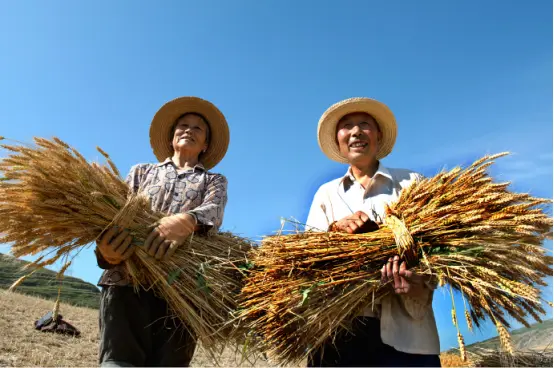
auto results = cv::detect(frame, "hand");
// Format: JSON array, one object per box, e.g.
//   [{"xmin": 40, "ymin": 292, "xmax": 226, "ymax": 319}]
[
  {"xmin": 157, "ymin": 213, "xmax": 196, "ymax": 241},
  {"xmin": 96, "ymin": 227, "xmax": 135, "ymax": 265},
  {"xmin": 143, "ymin": 213, "xmax": 196, "ymax": 261},
  {"xmin": 380, "ymin": 256, "xmax": 428, "ymax": 297},
  {"xmin": 329, "ymin": 211, "xmax": 379, "ymax": 234}
]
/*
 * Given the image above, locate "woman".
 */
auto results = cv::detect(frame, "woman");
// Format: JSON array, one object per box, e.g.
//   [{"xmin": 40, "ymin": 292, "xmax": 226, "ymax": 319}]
[
  {"xmin": 305, "ymin": 97, "xmax": 441, "ymax": 367},
  {"xmin": 94, "ymin": 96, "xmax": 230, "ymax": 367}
]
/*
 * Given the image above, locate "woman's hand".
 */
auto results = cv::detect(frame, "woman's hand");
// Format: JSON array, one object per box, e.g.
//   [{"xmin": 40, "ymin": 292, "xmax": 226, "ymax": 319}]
[
  {"xmin": 143, "ymin": 213, "xmax": 196, "ymax": 261},
  {"xmin": 96, "ymin": 227, "xmax": 135, "ymax": 265}
]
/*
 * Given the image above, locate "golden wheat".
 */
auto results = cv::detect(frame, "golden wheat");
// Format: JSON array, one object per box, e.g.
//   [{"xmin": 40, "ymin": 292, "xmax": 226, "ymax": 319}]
[
  {"xmin": 237, "ymin": 153, "xmax": 552, "ymax": 365},
  {"xmin": 0, "ymin": 137, "xmax": 252, "ymax": 357}
]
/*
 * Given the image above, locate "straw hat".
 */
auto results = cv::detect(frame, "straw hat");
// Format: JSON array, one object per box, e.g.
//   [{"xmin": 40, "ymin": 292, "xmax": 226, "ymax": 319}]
[
  {"xmin": 317, "ymin": 97, "xmax": 397, "ymax": 162},
  {"xmin": 149, "ymin": 96, "xmax": 230, "ymax": 170}
]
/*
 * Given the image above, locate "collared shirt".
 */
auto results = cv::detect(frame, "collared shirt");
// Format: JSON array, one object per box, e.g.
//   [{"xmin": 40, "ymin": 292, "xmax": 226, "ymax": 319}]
[
  {"xmin": 96, "ymin": 158, "xmax": 228, "ymax": 286},
  {"xmin": 305, "ymin": 162, "xmax": 440, "ymax": 355}
]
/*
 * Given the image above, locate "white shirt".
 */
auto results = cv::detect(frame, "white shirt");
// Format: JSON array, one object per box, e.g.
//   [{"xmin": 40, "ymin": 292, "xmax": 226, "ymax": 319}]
[{"xmin": 305, "ymin": 162, "xmax": 441, "ymax": 355}]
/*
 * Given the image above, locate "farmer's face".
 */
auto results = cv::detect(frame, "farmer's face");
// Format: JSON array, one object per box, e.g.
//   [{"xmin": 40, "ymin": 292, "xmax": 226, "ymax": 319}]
[
  {"xmin": 171, "ymin": 114, "xmax": 209, "ymax": 157},
  {"xmin": 336, "ymin": 112, "xmax": 382, "ymax": 165}
]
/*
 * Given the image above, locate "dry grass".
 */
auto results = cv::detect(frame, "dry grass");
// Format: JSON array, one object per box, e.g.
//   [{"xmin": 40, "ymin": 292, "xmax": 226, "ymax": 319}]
[
  {"xmin": 439, "ymin": 348, "xmax": 554, "ymax": 367},
  {"xmin": 440, "ymin": 352, "xmax": 474, "ymax": 367},
  {"xmin": 0, "ymin": 291, "xmax": 281, "ymax": 367},
  {"xmin": 0, "ymin": 291, "xmax": 550, "ymax": 367},
  {"xmin": 469, "ymin": 348, "xmax": 553, "ymax": 367},
  {"xmin": 238, "ymin": 153, "xmax": 553, "ymax": 365},
  {"xmin": 0, "ymin": 291, "xmax": 98, "ymax": 367},
  {"xmin": 0, "ymin": 137, "xmax": 251, "ymax": 356}
]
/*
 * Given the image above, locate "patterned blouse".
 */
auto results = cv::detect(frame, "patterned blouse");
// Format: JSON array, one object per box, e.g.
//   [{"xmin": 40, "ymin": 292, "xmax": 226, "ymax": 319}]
[{"xmin": 96, "ymin": 158, "xmax": 228, "ymax": 286}]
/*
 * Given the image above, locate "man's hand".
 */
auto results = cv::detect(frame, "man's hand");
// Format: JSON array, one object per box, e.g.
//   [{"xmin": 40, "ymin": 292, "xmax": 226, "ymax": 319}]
[
  {"xmin": 329, "ymin": 211, "xmax": 379, "ymax": 234},
  {"xmin": 96, "ymin": 227, "xmax": 135, "ymax": 265},
  {"xmin": 380, "ymin": 255, "xmax": 428, "ymax": 298},
  {"xmin": 143, "ymin": 213, "xmax": 196, "ymax": 261}
]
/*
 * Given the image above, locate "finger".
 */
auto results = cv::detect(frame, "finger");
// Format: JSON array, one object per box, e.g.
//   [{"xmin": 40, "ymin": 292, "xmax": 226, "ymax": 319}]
[
  {"xmin": 399, "ymin": 262, "xmax": 413, "ymax": 280},
  {"xmin": 100, "ymin": 226, "xmax": 119, "ymax": 246},
  {"xmin": 380, "ymin": 265, "xmax": 387, "ymax": 284},
  {"xmin": 163, "ymin": 241, "xmax": 180, "ymax": 262},
  {"xmin": 354, "ymin": 218, "xmax": 365, "ymax": 230},
  {"xmin": 392, "ymin": 256, "xmax": 401, "ymax": 291},
  {"xmin": 115, "ymin": 234, "xmax": 133, "ymax": 254},
  {"xmin": 144, "ymin": 229, "xmax": 160, "ymax": 253},
  {"xmin": 155, "ymin": 240, "xmax": 171, "ymax": 260},
  {"xmin": 157, "ymin": 223, "xmax": 170, "ymax": 238},
  {"xmin": 334, "ymin": 220, "xmax": 348, "ymax": 233},
  {"xmin": 386, "ymin": 258, "xmax": 394, "ymax": 281},
  {"xmin": 148, "ymin": 233, "xmax": 165, "ymax": 257},
  {"xmin": 121, "ymin": 244, "xmax": 136, "ymax": 261},
  {"xmin": 111, "ymin": 229, "xmax": 130, "ymax": 250},
  {"xmin": 400, "ymin": 276, "xmax": 410, "ymax": 294},
  {"xmin": 346, "ymin": 222, "xmax": 356, "ymax": 234},
  {"xmin": 399, "ymin": 262, "xmax": 425, "ymax": 285},
  {"xmin": 358, "ymin": 211, "xmax": 370, "ymax": 223}
]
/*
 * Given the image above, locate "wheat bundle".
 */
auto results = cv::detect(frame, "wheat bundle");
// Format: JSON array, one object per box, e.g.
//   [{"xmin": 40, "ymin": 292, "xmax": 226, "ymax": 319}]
[
  {"xmin": 238, "ymin": 153, "xmax": 553, "ymax": 365},
  {"xmin": 0, "ymin": 137, "xmax": 252, "ymax": 353}
]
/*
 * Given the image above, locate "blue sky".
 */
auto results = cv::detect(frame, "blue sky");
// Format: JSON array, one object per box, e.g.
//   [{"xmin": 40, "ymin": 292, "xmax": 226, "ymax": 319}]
[{"xmin": 0, "ymin": 0, "xmax": 552, "ymax": 351}]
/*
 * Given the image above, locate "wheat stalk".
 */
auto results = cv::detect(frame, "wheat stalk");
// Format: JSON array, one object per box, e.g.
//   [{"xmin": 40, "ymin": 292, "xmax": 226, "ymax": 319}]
[
  {"xmin": 236, "ymin": 152, "xmax": 552, "ymax": 365},
  {"xmin": 0, "ymin": 137, "xmax": 252, "ymax": 357}
]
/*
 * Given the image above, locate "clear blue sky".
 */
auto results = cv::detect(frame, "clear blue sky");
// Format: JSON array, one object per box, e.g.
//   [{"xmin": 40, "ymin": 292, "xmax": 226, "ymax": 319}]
[{"xmin": 1, "ymin": 0, "xmax": 552, "ymax": 352}]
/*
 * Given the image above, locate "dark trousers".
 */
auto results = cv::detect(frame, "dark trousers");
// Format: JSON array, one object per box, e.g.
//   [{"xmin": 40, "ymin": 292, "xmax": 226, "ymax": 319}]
[
  {"xmin": 307, "ymin": 317, "xmax": 441, "ymax": 367},
  {"xmin": 99, "ymin": 286, "xmax": 196, "ymax": 367}
]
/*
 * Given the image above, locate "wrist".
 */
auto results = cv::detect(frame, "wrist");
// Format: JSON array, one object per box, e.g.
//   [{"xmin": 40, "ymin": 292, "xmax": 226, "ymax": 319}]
[
  {"xmin": 185, "ymin": 212, "xmax": 198, "ymax": 225},
  {"xmin": 174, "ymin": 213, "xmax": 196, "ymax": 224}
]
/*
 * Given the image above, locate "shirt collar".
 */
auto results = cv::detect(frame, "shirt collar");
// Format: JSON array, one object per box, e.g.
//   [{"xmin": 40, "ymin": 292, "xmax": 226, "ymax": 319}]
[
  {"xmin": 156, "ymin": 158, "xmax": 206, "ymax": 172},
  {"xmin": 341, "ymin": 161, "xmax": 393, "ymax": 188}
]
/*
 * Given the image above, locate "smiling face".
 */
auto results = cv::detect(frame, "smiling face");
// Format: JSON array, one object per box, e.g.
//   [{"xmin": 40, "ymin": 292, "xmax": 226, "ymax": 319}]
[
  {"xmin": 336, "ymin": 112, "xmax": 382, "ymax": 166},
  {"xmin": 171, "ymin": 113, "xmax": 210, "ymax": 158}
]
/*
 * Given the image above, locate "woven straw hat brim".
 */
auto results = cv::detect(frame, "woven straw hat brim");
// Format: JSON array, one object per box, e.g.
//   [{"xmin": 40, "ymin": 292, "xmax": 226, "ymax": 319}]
[
  {"xmin": 317, "ymin": 97, "xmax": 397, "ymax": 162},
  {"xmin": 149, "ymin": 97, "xmax": 229, "ymax": 170}
]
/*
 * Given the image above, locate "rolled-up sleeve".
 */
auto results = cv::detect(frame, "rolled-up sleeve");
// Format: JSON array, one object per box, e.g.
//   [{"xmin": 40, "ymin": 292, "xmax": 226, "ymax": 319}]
[{"xmin": 188, "ymin": 174, "xmax": 228, "ymax": 231}]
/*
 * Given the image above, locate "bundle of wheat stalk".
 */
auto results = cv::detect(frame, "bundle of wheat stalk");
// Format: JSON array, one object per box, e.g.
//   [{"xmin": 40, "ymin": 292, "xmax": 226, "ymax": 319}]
[
  {"xmin": 0, "ymin": 136, "xmax": 252, "ymax": 354},
  {"xmin": 237, "ymin": 153, "xmax": 553, "ymax": 365}
]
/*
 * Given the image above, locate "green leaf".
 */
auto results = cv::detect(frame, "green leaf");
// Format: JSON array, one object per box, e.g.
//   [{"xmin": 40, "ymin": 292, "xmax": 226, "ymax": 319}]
[
  {"xmin": 167, "ymin": 269, "xmax": 182, "ymax": 285},
  {"xmin": 238, "ymin": 262, "xmax": 255, "ymax": 271},
  {"xmin": 196, "ymin": 262, "xmax": 211, "ymax": 294},
  {"xmin": 299, "ymin": 281, "xmax": 326, "ymax": 307}
]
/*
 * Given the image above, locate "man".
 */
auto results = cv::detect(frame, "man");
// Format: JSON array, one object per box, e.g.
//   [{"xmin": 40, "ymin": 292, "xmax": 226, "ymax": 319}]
[
  {"xmin": 94, "ymin": 96, "xmax": 230, "ymax": 367},
  {"xmin": 305, "ymin": 97, "xmax": 440, "ymax": 367}
]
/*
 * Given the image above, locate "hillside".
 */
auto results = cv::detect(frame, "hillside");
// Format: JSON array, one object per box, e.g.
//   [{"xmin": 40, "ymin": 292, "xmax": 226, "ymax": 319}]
[
  {"xmin": 0, "ymin": 254, "xmax": 100, "ymax": 309},
  {"xmin": 465, "ymin": 319, "xmax": 553, "ymax": 352}
]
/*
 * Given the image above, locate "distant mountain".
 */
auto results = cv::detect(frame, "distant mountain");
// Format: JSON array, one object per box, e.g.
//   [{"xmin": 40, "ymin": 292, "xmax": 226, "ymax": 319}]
[{"xmin": 0, "ymin": 253, "xmax": 100, "ymax": 309}]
